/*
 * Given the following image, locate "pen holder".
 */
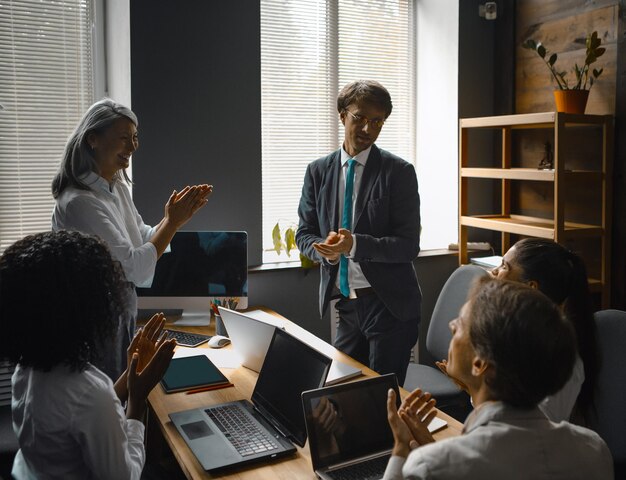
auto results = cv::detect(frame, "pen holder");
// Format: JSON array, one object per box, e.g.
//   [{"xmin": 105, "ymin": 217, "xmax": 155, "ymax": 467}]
[{"xmin": 214, "ymin": 314, "xmax": 228, "ymax": 337}]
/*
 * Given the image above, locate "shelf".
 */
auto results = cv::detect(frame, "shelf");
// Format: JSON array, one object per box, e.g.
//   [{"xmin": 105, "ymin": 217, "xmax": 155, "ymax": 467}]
[
  {"xmin": 460, "ymin": 168, "xmax": 603, "ymax": 181},
  {"xmin": 460, "ymin": 112, "xmax": 612, "ymax": 129},
  {"xmin": 588, "ymin": 278, "xmax": 603, "ymax": 293},
  {"xmin": 460, "ymin": 215, "xmax": 603, "ymax": 239}
]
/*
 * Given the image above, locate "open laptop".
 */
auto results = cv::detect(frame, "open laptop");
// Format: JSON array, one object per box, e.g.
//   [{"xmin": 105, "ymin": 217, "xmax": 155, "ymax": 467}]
[
  {"xmin": 302, "ymin": 374, "xmax": 448, "ymax": 480},
  {"xmin": 169, "ymin": 328, "xmax": 332, "ymax": 472},
  {"xmin": 218, "ymin": 306, "xmax": 362, "ymax": 385}
]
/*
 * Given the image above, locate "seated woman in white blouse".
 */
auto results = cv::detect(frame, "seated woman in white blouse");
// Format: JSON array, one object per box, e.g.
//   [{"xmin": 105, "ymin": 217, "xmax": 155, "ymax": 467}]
[
  {"xmin": 0, "ymin": 230, "xmax": 176, "ymax": 480},
  {"xmin": 51, "ymin": 98, "xmax": 211, "ymax": 379}
]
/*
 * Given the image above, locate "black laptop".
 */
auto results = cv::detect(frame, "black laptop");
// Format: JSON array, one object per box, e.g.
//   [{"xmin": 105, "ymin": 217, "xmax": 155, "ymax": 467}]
[
  {"xmin": 302, "ymin": 374, "xmax": 448, "ymax": 480},
  {"xmin": 169, "ymin": 328, "xmax": 332, "ymax": 472}
]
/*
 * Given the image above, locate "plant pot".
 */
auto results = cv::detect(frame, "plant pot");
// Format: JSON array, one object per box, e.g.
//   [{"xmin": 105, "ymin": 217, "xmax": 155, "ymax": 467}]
[{"xmin": 553, "ymin": 89, "xmax": 589, "ymax": 114}]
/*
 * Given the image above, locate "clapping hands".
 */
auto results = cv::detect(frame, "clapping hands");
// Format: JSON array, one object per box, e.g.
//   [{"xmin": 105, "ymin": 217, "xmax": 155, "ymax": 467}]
[
  {"xmin": 165, "ymin": 184, "xmax": 213, "ymax": 228},
  {"xmin": 125, "ymin": 313, "xmax": 176, "ymax": 420},
  {"xmin": 386, "ymin": 388, "xmax": 437, "ymax": 458},
  {"xmin": 313, "ymin": 229, "xmax": 354, "ymax": 262}
]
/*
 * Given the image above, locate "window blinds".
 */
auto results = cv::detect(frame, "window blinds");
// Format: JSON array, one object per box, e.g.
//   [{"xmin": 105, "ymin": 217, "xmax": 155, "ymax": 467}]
[
  {"xmin": 260, "ymin": 0, "xmax": 415, "ymax": 259},
  {"xmin": 0, "ymin": 0, "xmax": 94, "ymax": 252}
]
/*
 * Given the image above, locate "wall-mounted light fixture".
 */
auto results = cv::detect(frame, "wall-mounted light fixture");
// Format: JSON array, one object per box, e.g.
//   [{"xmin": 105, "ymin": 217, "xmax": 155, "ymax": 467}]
[{"xmin": 479, "ymin": 2, "xmax": 497, "ymax": 20}]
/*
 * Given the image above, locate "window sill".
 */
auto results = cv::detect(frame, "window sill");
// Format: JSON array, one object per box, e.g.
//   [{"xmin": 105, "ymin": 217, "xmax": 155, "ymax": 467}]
[{"xmin": 250, "ymin": 248, "xmax": 460, "ymax": 273}]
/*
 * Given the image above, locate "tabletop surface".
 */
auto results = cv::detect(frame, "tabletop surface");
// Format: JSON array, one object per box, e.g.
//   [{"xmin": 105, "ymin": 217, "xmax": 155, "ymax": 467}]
[{"xmin": 146, "ymin": 309, "xmax": 464, "ymax": 479}]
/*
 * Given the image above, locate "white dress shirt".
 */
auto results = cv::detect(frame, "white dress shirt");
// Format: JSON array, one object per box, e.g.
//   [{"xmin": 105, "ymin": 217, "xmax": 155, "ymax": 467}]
[
  {"xmin": 52, "ymin": 172, "xmax": 158, "ymax": 287},
  {"xmin": 383, "ymin": 401, "xmax": 613, "ymax": 480},
  {"xmin": 334, "ymin": 146, "xmax": 372, "ymax": 292},
  {"xmin": 540, "ymin": 355, "xmax": 585, "ymax": 422},
  {"xmin": 11, "ymin": 364, "xmax": 145, "ymax": 480}
]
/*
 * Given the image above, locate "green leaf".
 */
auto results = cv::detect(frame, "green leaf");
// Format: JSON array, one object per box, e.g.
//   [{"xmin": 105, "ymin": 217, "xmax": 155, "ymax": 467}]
[
  {"xmin": 595, "ymin": 47, "xmax": 606, "ymax": 58},
  {"xmin": 522, "ymin": 39, "xmax": 537, "ymax": 50},
  {"xmin": 537, "ymin": 44, "xmax": 546, "ymax": 58},
  {"xmin": 299, "ymin": 253, "xmax": 316, "ymax": 269},
  {"xmin": 593, "ymin": 68, "xmax": 603, "ymax": 78},
  {"xmin": 548, "ymin": 53, "xmax": 557, "ymax": 66},
  {"xmin": 271, "ymin": 223, "xmax": 282, "ymax": 255},
  {"xmin": 284, "ymin": 227, "xmax": 296, "ymax": 257}
]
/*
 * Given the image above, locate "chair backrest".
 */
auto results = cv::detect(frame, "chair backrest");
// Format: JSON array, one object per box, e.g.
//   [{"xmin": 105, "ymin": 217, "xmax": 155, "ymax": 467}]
[
  {"xmin": 586, "ymin": 309, "xmax": 626, "ymax": 463},
  {"xmin": 426, "ymin": 264, "xmax": 489, "ymax": 361}
]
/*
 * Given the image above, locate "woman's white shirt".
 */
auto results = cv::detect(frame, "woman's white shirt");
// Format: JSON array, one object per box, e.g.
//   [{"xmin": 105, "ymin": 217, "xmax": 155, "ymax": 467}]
[
  {"xmin": 11, "ymin": 363, "xmax": 145, "ymax": 480},
  {"xmin": 52, "ymin": 172, "xmax": 157, "ymax": 287},
  {"xmin": 539, "ymin": 354, "xmax": 585, "ymax": 422}
]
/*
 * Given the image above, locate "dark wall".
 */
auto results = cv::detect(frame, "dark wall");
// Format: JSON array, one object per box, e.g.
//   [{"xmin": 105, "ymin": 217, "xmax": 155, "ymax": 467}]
[
  {"xmin": 128, "ymin": 0, "xmax": 460, "ymax": 358},
  {"xmin": 130, "ymin": 0, "xmax": 263, "ymax": 265}
]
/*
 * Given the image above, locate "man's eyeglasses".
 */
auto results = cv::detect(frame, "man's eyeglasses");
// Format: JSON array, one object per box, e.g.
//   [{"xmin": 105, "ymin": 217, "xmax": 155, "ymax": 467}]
[{"xmin": 345, "ymin": 110, "xmax": 385, "ymax": 130}]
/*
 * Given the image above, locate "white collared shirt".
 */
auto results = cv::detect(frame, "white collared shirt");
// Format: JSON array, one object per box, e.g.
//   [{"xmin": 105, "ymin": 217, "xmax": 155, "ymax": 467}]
[
  {"xmin": 11, "ymin": 364, "xmax": 145, "ymax": 480},
  {"xmin": 51, "ymin": 171, "xmax": 158, "ymax": 287},
  {"xmin": 335, "ymin": 146, "xmax": 371, "ymax": 292}
]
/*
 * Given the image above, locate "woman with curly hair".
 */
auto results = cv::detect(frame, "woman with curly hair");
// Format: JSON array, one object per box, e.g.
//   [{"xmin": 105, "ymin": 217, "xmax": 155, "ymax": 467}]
[{"xmin": 0, "ymin": 230, "xmax": 176, "ymax": 479}]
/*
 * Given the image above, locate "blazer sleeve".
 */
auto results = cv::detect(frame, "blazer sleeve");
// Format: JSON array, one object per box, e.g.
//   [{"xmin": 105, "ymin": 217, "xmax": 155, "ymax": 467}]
[
  {"xmin": 296, "ymin": 162, "xmax": 326, "ymax": 264},
  {"xmin": 353, "ymin": 161, "xmax": 420, "ymax": 264}
]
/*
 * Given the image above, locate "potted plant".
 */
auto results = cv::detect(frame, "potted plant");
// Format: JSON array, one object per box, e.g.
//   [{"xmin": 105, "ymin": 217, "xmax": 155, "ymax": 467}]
[
  {"xmin": 269, "ymin": 221, "xmax": 316, "ymax": 268},
  {"xmin": 522, "ymin": 31, "xmax": 605, "ymax": 114}
]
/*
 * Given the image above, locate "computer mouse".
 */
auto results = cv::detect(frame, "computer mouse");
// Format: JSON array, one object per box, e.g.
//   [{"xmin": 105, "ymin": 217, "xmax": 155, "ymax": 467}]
[{"xmin": 208, "ymin": 335, "xmax": 231, "ymax": 349}]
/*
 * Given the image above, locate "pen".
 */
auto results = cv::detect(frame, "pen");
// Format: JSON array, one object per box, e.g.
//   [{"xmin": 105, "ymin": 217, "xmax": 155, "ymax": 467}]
[{"xmin": 186, "ymin": 383, "xmax": 234, "ymax": 395}]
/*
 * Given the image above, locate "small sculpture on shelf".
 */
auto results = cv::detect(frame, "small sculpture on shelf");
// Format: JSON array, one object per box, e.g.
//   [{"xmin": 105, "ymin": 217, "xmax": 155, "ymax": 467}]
[{"xmin": 538, "ymin": 141, "xmax": 553, "ymax": 170}]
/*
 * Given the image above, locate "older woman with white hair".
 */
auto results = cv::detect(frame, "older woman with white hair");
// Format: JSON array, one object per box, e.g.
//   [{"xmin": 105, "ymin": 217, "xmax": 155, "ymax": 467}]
[{"xmin": 51, "ymin": 98, "xmax": 211, "ymax": 379}]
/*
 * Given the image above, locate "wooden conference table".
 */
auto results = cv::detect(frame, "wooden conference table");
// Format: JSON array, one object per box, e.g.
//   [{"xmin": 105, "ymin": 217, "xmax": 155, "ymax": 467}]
[{"xmin": 146, "ymin": 309, "xmax": 463, "ymax": 479}]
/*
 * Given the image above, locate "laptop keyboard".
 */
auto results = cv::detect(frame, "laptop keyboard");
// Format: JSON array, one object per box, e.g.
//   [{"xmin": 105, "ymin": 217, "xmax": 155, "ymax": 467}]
[
  {"xmin": 326, "ymin": 454, "xmax": 391, "ymax": 480},
  {"xmin": 205, "ymin": 404, "xmax": 280, "ymax": 457}
]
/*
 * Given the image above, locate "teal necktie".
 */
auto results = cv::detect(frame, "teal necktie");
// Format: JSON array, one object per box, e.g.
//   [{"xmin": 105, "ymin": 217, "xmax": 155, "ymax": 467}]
[{"xmin": 340, "ymin": 159, "xmax": 356, "ymax": 297}]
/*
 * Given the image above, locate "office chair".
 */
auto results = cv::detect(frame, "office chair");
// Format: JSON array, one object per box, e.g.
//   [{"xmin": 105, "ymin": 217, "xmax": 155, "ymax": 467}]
[
  {"xmin": 585, "ymin": 309, "xmax": 626, "ymax": 477},
  {"xmin": 404, "ymin": 264, "xmax": 488, "ymax": 416}
]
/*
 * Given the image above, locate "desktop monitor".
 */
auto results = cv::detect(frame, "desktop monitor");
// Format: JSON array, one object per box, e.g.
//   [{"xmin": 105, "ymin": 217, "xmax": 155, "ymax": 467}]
[{"xmin": 136, "ymin": 231, "xmax": 248, "ymax": 325}]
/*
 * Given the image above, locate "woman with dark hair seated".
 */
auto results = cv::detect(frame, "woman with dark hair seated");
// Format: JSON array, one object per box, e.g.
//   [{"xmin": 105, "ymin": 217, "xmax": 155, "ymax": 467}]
[
  {"xmin": 384, "ymin": 278, "xmax": 612, "ymax": 479},
  {"xmin": 489, "ymin": 238, "xmax": 598, "ymax": 422},
  {"xmin": 0, "ymin": 231, "xmax": 176, "ymax": 479},
  {"xmin": 438, "ymin": 238, "xmax": 597, "ymax": 423}
]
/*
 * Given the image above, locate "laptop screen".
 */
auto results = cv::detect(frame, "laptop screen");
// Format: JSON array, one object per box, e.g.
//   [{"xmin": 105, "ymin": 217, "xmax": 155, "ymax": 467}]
[
  {"xmin": 302, "ymin": 374, "xmax": 400, "ymax": 471},
  {"xmin": 252, "ymin": 328, "xmax": 332, "ymax": 448}
]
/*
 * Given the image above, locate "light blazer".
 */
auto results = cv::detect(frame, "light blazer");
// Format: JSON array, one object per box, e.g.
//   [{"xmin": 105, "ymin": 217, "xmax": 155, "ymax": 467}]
[{"xmin": 296, "ymin": 145, "xmax": 421, "ymax": 322}]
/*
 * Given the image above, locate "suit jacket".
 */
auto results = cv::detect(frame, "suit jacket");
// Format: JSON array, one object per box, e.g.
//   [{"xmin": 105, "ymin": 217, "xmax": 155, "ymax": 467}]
[{"xmin": 296, "ymin": 145, "xmax": 421, "ymax": 322}]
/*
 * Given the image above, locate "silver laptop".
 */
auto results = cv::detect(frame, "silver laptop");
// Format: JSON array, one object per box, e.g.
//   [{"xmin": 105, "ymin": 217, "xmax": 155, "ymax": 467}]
[
  {"xmin": 169, "ymin": 328, "xmax": 332, "ymax": 472},
  {"xmin": 302, "ymin": 374, "xmax": 448, "ymax": 480},
  {"xmin": 218, "ymin": 307, "xmax": 362, "ymax": 385}
]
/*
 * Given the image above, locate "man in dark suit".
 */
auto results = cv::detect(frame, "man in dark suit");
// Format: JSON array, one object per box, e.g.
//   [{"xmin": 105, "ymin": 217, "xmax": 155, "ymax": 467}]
[{"xmin": 296, "ymin": 80, "xmax": 421, "ymax": 385}]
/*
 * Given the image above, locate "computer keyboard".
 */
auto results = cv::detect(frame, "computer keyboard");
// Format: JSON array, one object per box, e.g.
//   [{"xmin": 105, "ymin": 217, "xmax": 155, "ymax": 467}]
[
  {"xmin": 205, "ymin": 404, "xmax": 279, "ymax": 457},
  {"xmin": 164, "ymin": 330, "xmax": 212, "ymax": 347},
  {"xmin": 326, "ymin": 454, "xmax": 391, "ymax": 480}
]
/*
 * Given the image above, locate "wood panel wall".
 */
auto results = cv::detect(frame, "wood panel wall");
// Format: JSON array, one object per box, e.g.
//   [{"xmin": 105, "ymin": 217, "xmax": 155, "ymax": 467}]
[
  {"xmin": 512, "ymin": 0, "xmax": 624, "ymax": 307},
  {"xmin": 516, "ymin": 0, "xmax": 618, "ymax": 114}
]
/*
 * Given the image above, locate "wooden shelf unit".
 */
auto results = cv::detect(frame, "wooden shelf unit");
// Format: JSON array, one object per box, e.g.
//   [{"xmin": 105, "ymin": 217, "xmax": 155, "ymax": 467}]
[{"xmin": 459, "ymin": 112, "xmax": 613, "ymax": 307}]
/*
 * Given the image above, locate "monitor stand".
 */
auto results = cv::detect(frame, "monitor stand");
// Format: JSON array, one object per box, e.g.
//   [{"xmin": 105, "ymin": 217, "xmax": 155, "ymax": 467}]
[{"xmin": 171, "ymin": 312, "xmax": 211, "ymax": 327}]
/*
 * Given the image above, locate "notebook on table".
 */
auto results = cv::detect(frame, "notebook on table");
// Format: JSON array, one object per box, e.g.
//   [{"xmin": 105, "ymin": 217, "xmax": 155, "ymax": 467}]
[
  {"xmin": 169, "ymin": 328, "xmax": 332, "ymax": 472},
  {"xmin": 302, "ymin": 374, "xmax": 448, "ymax": 480},
  {"xmin": 160, "ymin": 355, "xmax": 230, "ymax": 394},
  {"xmin": 218, "ymin": 306, "xmax": 362, "ymax": 385}
]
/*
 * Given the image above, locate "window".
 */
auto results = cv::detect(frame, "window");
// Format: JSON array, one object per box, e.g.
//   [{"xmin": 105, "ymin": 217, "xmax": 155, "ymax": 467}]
[
  {"xmin": 0, "ymin": 0, "xmax": 95, "ymax": 252},
  {"xmin": 261, "ymin": 0, "xmax": 416, "ymax": 262}
]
